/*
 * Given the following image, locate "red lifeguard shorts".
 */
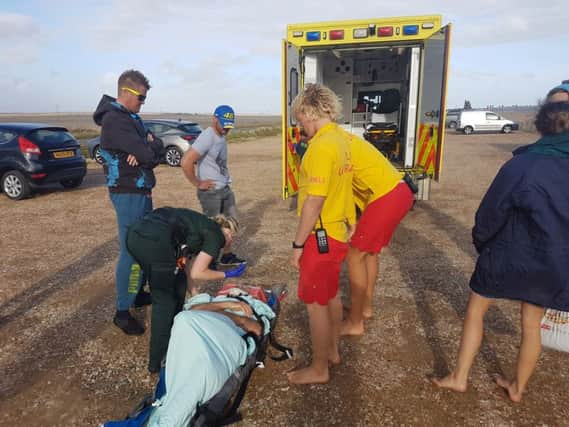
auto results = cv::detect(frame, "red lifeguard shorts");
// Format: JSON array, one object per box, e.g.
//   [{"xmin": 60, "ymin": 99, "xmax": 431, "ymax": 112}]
[
  {"xmin": 350, "ymin": 182, "xmax": 413, "ymax": 254},
  {"xmin": 298, "ymin": 234, "xmax": 348, "ymax": 305}
]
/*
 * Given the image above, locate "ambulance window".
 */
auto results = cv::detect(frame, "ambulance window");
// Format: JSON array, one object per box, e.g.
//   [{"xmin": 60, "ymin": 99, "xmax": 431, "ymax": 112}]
[{"xmin": 289, "ymin": 68, "xmax": 299, "ymax": 104}]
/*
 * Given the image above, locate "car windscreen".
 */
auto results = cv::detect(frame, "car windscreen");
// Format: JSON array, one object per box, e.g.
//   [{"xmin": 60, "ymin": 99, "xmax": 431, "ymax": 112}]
[
  {"xmin": 27, "ymin": 129, "xmax": 77, "ymax": 146},
  {"xmin": 178, "ymin": 124, "xmax": 202, "ymax": 134}
]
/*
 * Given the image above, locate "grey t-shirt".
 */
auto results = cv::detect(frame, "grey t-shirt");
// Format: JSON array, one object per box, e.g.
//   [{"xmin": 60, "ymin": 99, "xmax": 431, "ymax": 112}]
[{"xmin": 191, "ymin": 127, "xmax": 231, "ymax": 189}]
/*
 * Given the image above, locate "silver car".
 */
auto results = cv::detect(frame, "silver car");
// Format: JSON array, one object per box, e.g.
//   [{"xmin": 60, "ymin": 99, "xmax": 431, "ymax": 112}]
[
  {"xmin": 445, "ymin": 108, "xmax": 462, "ymax": 129},
  {"xmin": 86, "ymin": 119, "xmax": 202, "ymax": 167}
]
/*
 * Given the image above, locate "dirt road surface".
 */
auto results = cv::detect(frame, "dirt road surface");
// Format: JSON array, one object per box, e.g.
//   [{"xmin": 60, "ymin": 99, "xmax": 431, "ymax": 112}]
[{"xmin": 1, "ymin": 131, "xmax": 567, "ymax": 426}]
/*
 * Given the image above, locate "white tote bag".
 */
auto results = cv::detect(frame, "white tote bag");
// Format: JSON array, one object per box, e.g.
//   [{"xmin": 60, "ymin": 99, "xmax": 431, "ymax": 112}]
[{"xmin": 541, "ymin": 309, "xmax": 569, "ymax": 353}]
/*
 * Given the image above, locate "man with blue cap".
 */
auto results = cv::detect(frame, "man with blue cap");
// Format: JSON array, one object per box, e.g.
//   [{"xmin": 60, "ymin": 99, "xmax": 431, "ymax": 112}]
[{"xmin": 181, "ymin": 105, "xmax": 246, "ymax": 267}]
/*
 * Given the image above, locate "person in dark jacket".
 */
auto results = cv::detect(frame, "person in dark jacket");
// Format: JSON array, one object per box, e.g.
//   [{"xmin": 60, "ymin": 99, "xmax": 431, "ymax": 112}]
[
  {"xmin": 433, "ymin": 99, "xmax": 569, "ymax": 402},
  {"xmin": 125, "ymin": 207, "xmax": 247, "ymax": 372},
  {"xmin": 93, "ymin": 69, "xmax": 164, "ymax": 335}
]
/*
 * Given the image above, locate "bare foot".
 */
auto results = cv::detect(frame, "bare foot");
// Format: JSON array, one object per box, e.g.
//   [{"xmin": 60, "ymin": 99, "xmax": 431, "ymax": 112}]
[
  {"xmin": 432, "ymin": 373, "xmax": 467, "ymax": 392},
  {"xmin": 287, "ymin": 366, "xmax": 329, "ymax": 385},
  {"xmin": 495, "ymin": 376, "xmax": 522, "ymax": 402},
  {"xmin": 340, "ymin": 319, "xmax": 365, "ymax": 336}
]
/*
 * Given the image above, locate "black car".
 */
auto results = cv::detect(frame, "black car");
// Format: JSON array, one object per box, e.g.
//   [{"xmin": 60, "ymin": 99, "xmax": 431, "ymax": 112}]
[
  {"xmin": 86, "ymin": 119, "xmax": 203, "ymax": 167},
  {"xmin": 0, "ymin": 123, "xmax": 87, "ymax": 200}
]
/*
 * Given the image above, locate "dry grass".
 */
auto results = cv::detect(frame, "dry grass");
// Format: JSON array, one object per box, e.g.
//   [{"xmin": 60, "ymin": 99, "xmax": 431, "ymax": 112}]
[{"xmin": 501, "ymin": 111, "xmax": 537, "ymax": 132}]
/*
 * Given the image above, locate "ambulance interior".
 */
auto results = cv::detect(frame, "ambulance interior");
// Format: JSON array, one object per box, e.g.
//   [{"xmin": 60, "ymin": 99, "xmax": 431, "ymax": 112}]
[{"xmin": 303, "ymin": 46, "xmax": 413, "ymax": 166}]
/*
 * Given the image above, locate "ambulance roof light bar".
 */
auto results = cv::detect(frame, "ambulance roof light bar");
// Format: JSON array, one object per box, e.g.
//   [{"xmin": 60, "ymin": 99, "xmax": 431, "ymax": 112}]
[
  {"xmin": 306, "ymin": 31, "xmax": 321, "ymax": 41},
  {"xmin": 329, "ymin": 30, "xmax": 344, "ymax": 40},
  {"xmin": 378, "ymin": 26, "xmax": 393, "ymax": 37},
  {"xmin": 403, "ymin": 25, "xmax": 419, "ymax": 35},
  {"xmin": 353, "ymin": 28, "xmax": 368, "ymax": 38}
]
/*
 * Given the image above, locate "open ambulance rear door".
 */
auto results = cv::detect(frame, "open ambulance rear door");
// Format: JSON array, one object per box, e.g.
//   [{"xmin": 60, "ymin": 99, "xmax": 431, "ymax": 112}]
[
  {"xmin": 415, "ymin": 24, "xmax": 451, "ymax": 181},
  {"xmin": 282, "ymin": 40, "xmax": 302, "ymax": 199}
]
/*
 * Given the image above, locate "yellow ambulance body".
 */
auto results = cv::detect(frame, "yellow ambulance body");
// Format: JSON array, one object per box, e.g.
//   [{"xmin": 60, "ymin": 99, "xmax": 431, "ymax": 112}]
[{"xmin": 282, "ymin": 15, "xmax": 451, "ymax": 200}]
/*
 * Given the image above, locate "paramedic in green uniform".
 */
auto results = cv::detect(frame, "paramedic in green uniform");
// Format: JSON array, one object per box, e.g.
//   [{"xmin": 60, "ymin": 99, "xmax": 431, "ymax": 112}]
[{"xmin": 126, "ymin": 207, "xmax": 247, "ymax": 373}]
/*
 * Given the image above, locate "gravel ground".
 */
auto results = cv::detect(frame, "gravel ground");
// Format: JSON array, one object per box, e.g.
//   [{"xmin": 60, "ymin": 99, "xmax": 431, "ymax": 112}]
[{"xmin": 0, "ymin": 131, "xmax": 568, "ymax": 426}]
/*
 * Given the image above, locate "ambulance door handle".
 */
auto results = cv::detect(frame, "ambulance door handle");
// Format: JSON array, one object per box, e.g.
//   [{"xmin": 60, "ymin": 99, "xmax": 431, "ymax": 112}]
[{"xmin": 429, "ymin": 126, "xmax": 434, "ymax": 138}]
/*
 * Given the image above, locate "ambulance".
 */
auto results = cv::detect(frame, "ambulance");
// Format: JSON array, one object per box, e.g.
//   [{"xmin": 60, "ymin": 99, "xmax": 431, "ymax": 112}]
[{"xmin": 282, "ymin": 15, "xmax": 451, "ymax": 200}]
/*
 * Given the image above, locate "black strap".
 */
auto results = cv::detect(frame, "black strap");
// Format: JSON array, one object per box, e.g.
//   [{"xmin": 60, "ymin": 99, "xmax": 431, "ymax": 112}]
[
  {"xmin": 233, "ymin": 295, "xmax": 293, "ymax": 362},
  {"xmin": 193, "ymin": 355, "xmax": 256, "ymax": 426},
  {"xmin": 268, "ymin": 333, "xmax": 294, "ymax": 361},
  {"xmin": 234, "ymin": 296, "xmax": 266, "ymax": 336}
]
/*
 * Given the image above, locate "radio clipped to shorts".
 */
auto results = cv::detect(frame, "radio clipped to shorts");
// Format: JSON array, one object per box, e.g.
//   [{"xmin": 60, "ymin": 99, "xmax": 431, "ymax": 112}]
[{"xmin": 315, "ymin": 216, "xmax": 329, "ymax": 254}]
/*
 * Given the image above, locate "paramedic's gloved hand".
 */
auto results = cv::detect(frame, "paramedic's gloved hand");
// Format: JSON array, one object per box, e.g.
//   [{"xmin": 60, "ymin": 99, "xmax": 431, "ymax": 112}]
[{"xmin": 224, "ymin": 263, "xmax": 247, "ymax": 278}]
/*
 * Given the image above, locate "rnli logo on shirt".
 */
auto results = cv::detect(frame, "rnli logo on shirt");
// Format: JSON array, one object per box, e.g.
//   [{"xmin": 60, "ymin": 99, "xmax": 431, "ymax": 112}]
[
  {"xmin": 309, "ymin": 176, "xmax": 326, "ymax": 184},
  {"xmin": 338, "ymin": 163, "xmax": 353, "ymax": 176}
]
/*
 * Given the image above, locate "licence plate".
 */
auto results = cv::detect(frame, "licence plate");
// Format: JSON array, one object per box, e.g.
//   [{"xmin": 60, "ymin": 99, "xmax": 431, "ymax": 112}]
[{"xmin": 53, "ymin": 150, "xmax": 74, "ymax": 159}]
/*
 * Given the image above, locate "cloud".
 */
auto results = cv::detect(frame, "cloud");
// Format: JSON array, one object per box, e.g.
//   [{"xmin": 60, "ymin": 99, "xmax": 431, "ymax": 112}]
[
  {"xmin": 3, "ymin": 0, "xmax": 569, "ymax": 112},
  {"xmin": 0, "ymin": 12, "xmax": 42, "ymax": 64},
  {"xmin": 448, "ymin": 4, "xmax": 569, "ymax": 47},
  {"xmin": 0, "ymin": 12, "xmax": 38, "ymax": 39}
]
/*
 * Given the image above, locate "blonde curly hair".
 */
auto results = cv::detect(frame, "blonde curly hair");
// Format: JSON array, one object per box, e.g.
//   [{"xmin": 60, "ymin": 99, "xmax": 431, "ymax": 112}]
[
  {"xmin": 211, "ymin": 214, "xmax": 239, "ymax": 234},
  {"xmin": 291, "ymin": 83, "xmax": 342, "ymax": 122}
]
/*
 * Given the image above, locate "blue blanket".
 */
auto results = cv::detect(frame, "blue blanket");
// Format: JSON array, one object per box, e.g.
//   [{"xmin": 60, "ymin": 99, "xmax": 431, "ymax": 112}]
[{"xmin": 147, "ymin": 294, "xmax": 275, "ymax": 426}]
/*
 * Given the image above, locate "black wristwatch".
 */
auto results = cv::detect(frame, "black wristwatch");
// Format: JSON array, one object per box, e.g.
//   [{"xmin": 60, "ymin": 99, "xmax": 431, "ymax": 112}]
[{"xmin": 292, "ymin": 241, "xmax": 305, "ymax": 249}]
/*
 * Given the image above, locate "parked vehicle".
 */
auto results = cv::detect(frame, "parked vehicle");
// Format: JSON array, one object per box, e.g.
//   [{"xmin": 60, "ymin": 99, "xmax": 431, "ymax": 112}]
[
  {"xmin": 87, "ymin": 119, "xmax": 202, "ymax": 167},
  {"xmin": 456, "ymin": 110, "xmax": 519, "ymax": 135},
  {"xmin": 445, "ymin": 108, "xmax": 462, "ymax": 129},
  {"xmin": 0, "ymin": 123, "xmax": 87, "ymax": 200}
]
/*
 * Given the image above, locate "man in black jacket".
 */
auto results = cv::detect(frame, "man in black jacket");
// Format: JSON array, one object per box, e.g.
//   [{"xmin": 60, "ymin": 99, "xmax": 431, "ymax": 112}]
[{"xmin": 93, "ymin": 69, "xmax": 164, "ymax": 335}]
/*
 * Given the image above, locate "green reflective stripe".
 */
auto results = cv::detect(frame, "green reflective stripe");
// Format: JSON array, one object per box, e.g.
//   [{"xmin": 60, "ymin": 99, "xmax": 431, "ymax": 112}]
[{"xmin": 128, "ymin": 263, "xmax": 142, "ymax": 294}]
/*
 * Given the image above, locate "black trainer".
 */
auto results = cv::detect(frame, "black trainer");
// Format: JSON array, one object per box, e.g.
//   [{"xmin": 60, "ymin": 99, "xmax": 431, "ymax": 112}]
[
  {"xmin": 218, "ymin": 253, "xmax": 247, "ymax": 267},
  {"xmin": 134, "ymin": 290, "xmax": 152, "ymax": 308},
  {"xmin": 113, "ymin": 311, "xmax": 145, "ymax": 335}
]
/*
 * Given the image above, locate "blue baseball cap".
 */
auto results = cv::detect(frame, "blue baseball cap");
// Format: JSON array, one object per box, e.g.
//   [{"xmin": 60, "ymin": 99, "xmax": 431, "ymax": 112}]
[
  {"xmin": 548, "ymin": 83, "xmax": 569, "ymax": 96},
  {"xmin": 214, "ymin": 105, "xmax": 235, "ymax": 129}
]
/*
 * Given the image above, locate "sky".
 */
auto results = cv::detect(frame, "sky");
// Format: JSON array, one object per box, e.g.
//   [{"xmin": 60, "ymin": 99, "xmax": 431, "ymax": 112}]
[{"xmin": 0, "ymin": 1, "xmax": 567, "ymax": 114}]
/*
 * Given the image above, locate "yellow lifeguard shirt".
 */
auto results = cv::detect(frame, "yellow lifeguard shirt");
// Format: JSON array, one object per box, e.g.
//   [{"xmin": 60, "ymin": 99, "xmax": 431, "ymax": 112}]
[
  {"xmin": 346, "ymin": 132, "xmax": 403, "ymax": 211},
  {"xmin": 297, "ymin": 123, "xmax": 355, "ymax": 242}
]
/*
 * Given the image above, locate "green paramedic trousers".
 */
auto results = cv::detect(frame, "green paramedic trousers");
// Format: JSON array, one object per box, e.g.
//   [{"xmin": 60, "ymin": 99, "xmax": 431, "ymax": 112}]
[{"xmin": 126, "ymin": 219, "xmax": 187, "ymax": 372}]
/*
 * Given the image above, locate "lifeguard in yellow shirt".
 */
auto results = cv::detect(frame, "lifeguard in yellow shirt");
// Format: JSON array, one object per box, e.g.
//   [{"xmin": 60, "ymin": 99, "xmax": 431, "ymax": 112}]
[
  {"xmin": 341, "ymin": 132, "xmax": 414, "ymax": 336},
  {"xmin": 288, "ymin": 84, "xmax": 355, "ymax": 385}
]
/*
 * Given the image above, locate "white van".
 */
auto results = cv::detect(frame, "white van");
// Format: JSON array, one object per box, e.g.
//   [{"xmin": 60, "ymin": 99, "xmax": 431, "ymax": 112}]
[{"xmin": 456, "ymin": 110, "xmax": 519, "ymax": 135}]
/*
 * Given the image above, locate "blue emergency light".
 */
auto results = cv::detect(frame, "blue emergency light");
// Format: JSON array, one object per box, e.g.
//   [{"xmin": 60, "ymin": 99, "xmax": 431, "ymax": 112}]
[
  {"xmin": 403, "ymin": 25, "xmax": 419, "ymax": 35},
  {"xmin": 306, "ymin": 31, "xmax": 321, "ymax": 42}
]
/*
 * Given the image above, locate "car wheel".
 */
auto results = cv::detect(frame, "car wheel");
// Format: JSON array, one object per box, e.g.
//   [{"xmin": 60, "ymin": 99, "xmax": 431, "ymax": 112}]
[
  {"xmin": 463, "ymin": 126, "xmax": 474, "ymax": 135},
  {"xmin": 449, "ymin": 121, "xmax": 457, "ymax": 129},
  {"xmin": 93, "ymin": 145, "xmax": 105, "ymax": 165},
  {"xmin": 60, "ymin": 177, "xmax": 84, "ymax": 189},
  {"xmin": 165, "ymin": 146, "xmax": 183, "ymax": 167},
  {"xmin": 502, "ymin": 125, "xmax": 512, "ymax": 134},
  {"xmin": 1, "ymin": 170, "xmax": 31, "ymax": 200}
]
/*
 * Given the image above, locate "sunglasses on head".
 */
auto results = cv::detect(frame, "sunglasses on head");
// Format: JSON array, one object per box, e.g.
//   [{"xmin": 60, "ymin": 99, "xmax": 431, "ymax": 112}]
[{"xmin": 121, "ymin": 86, "xmax": 146, "ymax": 102}]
